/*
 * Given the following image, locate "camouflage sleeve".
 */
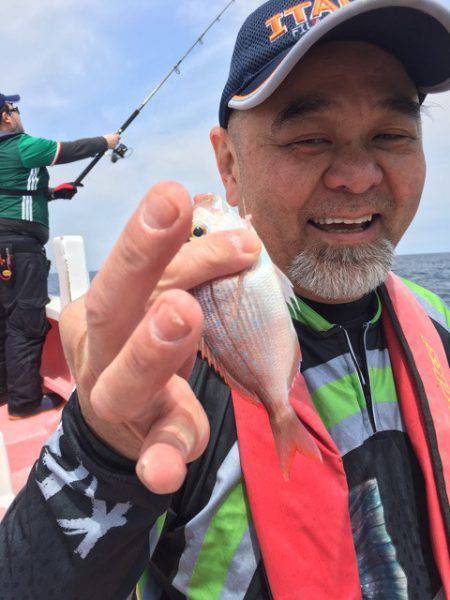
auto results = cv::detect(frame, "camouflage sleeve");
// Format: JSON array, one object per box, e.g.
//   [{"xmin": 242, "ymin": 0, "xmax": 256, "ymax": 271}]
[{"xmin": 0, "ymin": 394, "xmax": 172, "ymax": 600}]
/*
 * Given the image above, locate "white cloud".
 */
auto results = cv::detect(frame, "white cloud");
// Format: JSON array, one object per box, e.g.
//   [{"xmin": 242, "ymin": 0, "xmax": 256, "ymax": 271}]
[{"xmin": 1, "ymin": 1, "xmax": 120, "ymax": 118}]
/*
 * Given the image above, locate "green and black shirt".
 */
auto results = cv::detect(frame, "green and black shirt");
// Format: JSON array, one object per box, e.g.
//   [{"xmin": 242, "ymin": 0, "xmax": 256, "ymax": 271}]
[
  {"xmin": 0, "ymin": 132, "xmax": 58, "ymax": 227},
  {"xmin": 0, "ymin": 132, "xmax": 107, "ymax": 241}
]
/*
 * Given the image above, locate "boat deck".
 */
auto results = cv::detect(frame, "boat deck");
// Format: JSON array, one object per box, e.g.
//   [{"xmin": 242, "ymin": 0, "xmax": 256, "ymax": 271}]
[{"xmin": 0, "ymin": 402, "xmax": 64, "ymax": 520}]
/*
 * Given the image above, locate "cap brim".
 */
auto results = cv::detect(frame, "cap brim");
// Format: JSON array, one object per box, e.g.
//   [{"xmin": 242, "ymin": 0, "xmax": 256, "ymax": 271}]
[
  {"xmin": 4, "ymin": 95, "xmax": 20, "ymax": 103},
  {"xmin": 228, "ymin": 0, "xmax": 450, "ymax": 112}
]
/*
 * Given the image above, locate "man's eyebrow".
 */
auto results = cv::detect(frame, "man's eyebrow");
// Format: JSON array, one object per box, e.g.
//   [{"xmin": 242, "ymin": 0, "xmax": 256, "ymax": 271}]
[
  {"xmin": 272, "ymin": 96, "xmax": 335, "ymax": 131},
  {"xmin": 376, "ymin": 96, "xmax": 421, "ymax": 120}
]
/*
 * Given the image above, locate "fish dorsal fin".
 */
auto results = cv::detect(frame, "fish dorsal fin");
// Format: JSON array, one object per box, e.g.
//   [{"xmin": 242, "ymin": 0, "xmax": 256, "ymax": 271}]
[
  {"xmin": 273, "ymin": 263, "xmax": 296, "ymax": 307},
  {"xmin": 198, "ymin": 338, "xmax": 260, "ymax": 405},
  {"xmin": 193, "ymin": 193, "xmax": 227, "ymax": 212}
]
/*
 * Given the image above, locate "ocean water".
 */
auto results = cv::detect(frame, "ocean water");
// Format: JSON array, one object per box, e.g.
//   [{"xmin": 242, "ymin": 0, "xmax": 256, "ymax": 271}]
[
  {"xmin": 392, "ymin": 252, "xmax": 450, "ymax": 305},
  {"xmin": 48, "ymin": 252, "xmax": 450, "ymax": 306}
]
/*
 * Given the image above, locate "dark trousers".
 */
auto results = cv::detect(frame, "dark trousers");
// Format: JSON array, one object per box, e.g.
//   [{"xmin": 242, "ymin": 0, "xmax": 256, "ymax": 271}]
[{"xmin": 0, "ymin": 237, "xmax": 50, "ymax": 415}]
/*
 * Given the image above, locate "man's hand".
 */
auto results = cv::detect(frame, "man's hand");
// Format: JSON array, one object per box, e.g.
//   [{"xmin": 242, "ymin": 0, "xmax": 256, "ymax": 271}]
[
  {"xmin": 103, "ymin": 133, "xmax": 121, "ymax": 149},
  {"xmin": 51, "ymin": 183, "xmax": 78, "ymax": 200},
  {"xmin": 59, "ymin": 181, "xmax": 261, "ymax": 495}
]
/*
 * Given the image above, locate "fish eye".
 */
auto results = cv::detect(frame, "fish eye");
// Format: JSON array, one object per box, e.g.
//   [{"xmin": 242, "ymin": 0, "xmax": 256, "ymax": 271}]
[{"xmin": 191, "ymin": 224, "xmax": 208, "ymax": 238}]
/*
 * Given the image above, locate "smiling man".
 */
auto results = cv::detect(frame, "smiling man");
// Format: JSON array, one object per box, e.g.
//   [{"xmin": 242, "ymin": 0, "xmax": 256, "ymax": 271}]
[
  {"xmin": 0, "ymin": 1, "xmax": 449, "ymax": 599},
  {"xmin": 215, "ymin": 41, "xmax": 426, "ymax": 303}
]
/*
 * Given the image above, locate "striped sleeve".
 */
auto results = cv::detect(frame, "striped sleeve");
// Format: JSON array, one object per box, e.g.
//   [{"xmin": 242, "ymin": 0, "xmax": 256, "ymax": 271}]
[{"xmin": 50, "ymin": 141, "xmax": 62, "ymax": 165}]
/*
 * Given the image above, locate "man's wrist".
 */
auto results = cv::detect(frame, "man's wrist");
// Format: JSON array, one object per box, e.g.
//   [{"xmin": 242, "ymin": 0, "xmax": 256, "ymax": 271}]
[
  {"xmin": 78, "ymin": 392, "xmax": 142, "ymax": 463},
  {"xmin": 75, "ymin": 391, "xmax": 142, "ymax": 466},
  {"xmin": 65, "ymin": 392, "xmax": 171, "ymax": 507}
]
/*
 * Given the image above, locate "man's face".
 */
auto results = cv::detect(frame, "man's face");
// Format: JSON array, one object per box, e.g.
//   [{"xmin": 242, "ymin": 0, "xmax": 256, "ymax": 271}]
[
  {"xmin": 212, "ymin": 42, "xmax": 425, "ymax": 302},
  {"xmin": 0, "ymin": 103, "xmax": 24, "ymax": 133}
]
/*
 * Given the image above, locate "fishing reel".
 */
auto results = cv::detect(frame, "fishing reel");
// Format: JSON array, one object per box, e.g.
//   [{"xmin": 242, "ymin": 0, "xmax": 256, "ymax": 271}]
[{"xmin": 111, "ymin": 143, "xmax": 130, "ymax": 163}]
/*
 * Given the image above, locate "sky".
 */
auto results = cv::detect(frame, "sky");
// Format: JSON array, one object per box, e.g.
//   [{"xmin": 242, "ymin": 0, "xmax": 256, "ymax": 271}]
[{"xmin": 1, "ymin": 0, "xmax": 449, "ymax": 270}]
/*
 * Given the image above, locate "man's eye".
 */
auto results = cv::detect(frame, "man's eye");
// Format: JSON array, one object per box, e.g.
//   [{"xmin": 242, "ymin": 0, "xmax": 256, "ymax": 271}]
[
  {"xmin": 375, "ymin": 133, "xmax": 409, "ymax": 141},
  {"xmin": 294, "ymin": 138, "xmax": 330, "ymax": 145}
]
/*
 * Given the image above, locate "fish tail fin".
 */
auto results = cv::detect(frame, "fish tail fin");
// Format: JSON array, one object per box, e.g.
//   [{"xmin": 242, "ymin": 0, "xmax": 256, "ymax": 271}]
[{"xmin": 270, "ymin": 408, "xmax": 322, "ymax": 481}]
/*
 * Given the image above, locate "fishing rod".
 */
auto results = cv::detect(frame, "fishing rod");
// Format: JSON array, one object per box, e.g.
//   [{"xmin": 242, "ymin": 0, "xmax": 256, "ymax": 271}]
[{"xmin": 72, "ymin": 0, "xmax": 236, "ymax": 189}]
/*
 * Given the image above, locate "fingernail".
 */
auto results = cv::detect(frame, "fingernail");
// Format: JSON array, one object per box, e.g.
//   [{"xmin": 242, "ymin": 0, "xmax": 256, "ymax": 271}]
[
  {"xmin": 151, "ymin": 302, "xmax": 192, "ymax": 341},
  {"xmin": 144, "ymin": 193, "xmax": 179, "ymax": 230},
  {"xmin": 231, "ymin": 230, "xmax": 261, "ymax": 253}
]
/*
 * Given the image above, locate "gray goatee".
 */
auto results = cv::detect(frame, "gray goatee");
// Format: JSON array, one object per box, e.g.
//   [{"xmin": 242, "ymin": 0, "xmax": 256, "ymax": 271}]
[{"xmin": 288, "ymin": 239, "xmax": 395, "ymax": 301}]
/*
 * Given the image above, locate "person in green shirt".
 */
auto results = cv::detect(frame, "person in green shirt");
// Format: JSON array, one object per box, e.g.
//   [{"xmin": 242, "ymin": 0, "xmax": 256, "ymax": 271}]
[{"xmin": 0, "ymin": 93, "xmax": 119, "ymax": 418}]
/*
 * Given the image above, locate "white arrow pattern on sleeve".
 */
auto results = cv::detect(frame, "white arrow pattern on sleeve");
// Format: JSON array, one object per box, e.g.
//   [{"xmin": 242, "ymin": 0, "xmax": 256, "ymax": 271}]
[
  {"xmin": 37, "ymin": 423, "xmax": 132, "ymax": 558},
  {"xmin": 58, "ymin": 499, "xmax": 131, "ymax": 559}
]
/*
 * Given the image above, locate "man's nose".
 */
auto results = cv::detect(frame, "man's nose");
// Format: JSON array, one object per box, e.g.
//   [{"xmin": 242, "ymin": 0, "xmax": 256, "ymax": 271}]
[{"xmin": 323, "ymin": 143, "xmax": 383, "ymax": 194}]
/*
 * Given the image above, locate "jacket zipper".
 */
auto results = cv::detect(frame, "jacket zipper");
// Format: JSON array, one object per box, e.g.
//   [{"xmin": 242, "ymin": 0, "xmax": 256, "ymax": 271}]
[{"xmin": 339, "ymin": 324, "xmax": 377, "ymax": 433}]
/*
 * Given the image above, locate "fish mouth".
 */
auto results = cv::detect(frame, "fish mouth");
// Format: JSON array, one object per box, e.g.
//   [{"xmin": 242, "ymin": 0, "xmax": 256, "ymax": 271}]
[{"xmin": 308, "ymin": 213, "xmax": 380, "ymax": 233}]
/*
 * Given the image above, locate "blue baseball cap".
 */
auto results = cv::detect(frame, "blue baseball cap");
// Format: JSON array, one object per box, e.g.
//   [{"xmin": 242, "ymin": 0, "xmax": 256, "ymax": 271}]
[
  {"xmin": 219, "ymin": 0, "xmax": 450, "ymax": 127},
  {"xmin": 0, "ymin": 93, "xmax": 20, "ymax": 112}
]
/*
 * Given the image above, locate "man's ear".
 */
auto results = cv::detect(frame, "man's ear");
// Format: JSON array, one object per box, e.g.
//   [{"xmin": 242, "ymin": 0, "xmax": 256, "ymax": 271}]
[
  {"xmin": 210, "ymin": 126, "xmax": 240, "ymax": 207},
  {"xmin": 0, "ymin": 111, "xmax": 11, "ymax": 129}
]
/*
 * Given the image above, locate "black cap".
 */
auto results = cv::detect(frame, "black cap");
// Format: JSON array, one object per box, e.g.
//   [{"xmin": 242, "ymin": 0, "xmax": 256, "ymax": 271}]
[
  {"xmin": 0, "ymin": 93, "xmax": 20, "ymax": 112},
  {"xmin": 219, "ymin": 0, "xmax": 450, "ymax": 127}
]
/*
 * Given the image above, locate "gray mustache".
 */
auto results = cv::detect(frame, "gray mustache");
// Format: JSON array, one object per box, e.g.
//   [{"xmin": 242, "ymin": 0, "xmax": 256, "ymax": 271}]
[{"xmin": 306, "ymin": 194, "xmax": 391, "ymax": 216}]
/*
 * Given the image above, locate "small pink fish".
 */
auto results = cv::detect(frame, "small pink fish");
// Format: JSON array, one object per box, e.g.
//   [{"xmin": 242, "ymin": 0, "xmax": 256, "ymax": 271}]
[{"xmin": 190, "ymin": 195, "xmax": 321, "ymax": 478}]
